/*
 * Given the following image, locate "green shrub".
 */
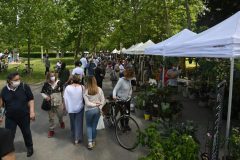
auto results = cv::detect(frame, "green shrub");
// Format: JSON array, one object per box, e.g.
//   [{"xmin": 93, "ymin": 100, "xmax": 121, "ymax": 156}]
[
  {"xmin": 229, "ymin": 127, "xmax": 240, "ymax": 159},
  {"xmin": 138, "ymin": 121, "xmax": 199, "ymax": 160},
  {"xmin": 20, "ymin": 52, "xmax": 75, "ymax": 58}
]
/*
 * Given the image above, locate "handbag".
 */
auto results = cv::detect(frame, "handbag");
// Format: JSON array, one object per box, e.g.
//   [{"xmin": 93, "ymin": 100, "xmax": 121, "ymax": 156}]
[
  {"xmin": 96, "ymin": 115, "xmax": 105, "ymax": 130},
  {"xmin": 41, "ymin": 99, "xmax": 51, "ymax": 111},
  {"xmin": 51, "ymin": 92, "xmax": 62, "ymax": 106}
]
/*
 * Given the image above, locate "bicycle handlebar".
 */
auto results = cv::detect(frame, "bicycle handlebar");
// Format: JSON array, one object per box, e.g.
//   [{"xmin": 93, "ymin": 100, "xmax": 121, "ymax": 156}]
[{"xmin": 115, "ymin": 97, "xmax": 131, "ymax": 103}]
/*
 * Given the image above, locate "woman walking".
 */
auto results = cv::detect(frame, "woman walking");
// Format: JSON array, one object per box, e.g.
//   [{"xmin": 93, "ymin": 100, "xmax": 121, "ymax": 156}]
[
  {"xmin": 41, "ymin": 71, "xmax": 65, "ymax": 138},
  {"xmin": 84, "ymin": 76, "xmax": 105, "ymax": 149},
  {"xmin": 63, "ymin": 75, "xmax": 84, "ymax": 145}
]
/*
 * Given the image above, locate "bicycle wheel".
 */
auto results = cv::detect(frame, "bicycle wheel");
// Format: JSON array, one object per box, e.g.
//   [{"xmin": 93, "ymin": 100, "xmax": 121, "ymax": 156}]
[{"xmin": 115, "ymin": 116, "xmax": 140, "ymax": 150}]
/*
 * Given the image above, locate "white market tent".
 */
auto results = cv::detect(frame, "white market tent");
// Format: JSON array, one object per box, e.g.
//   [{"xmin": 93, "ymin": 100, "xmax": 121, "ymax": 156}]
[
  {"xmin": 112, "ymin": 48, "xmax": 120, "ymax": 54},
  {"xmin": 121, "ymin": 47, "xmax": 126, "ymax": 53},
  {"xmin": 163, "ymin": 11, "xmax": 240, "ymax": 155},
  {"xmin": 124, "ymin": 42, "xmax": 143, "ymax": 55},
  {"xmin": 144, "ymin": 29, "xmax": 196, "ymax": 86},
  {"xmin": 122, "ymin": 45, "xmax": 135, "ymax": 54},
  {"xmin": 133, "ymin": 40, "xmax": 155, "ymax": 55},
  {"xmin": 145, "ymin": 29, "xmax": 197, "ymax": 55}
]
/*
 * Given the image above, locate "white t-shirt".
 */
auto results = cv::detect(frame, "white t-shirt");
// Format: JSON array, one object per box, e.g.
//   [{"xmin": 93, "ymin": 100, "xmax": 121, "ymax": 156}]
[
  {"xmin": 93, "ymin": 58, "xmax": 99, "ymax": 66},
  {"xmin": 72, "ymin": 67, "xmax": 85, "ymax": 76},
  {"xmin": 80, "ymin": 57, "xmax": 88, "ymax": 68},
  {"xmin": 64, "ymin": 85, "xmax": 84, "ymax": 113},
  {"xmin": 119, "ymin": 64, "xmax": 125, "ymax": 73}
]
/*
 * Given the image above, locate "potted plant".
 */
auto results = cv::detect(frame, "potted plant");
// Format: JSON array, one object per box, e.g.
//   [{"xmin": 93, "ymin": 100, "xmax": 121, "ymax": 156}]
[{"xmin": 138, "ymin": 120, "xmax": 199, "ymax": 160}]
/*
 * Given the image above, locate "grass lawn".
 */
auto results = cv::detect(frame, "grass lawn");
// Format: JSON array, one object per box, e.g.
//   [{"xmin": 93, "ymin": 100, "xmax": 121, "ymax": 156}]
[{"xmin": 0, "ymin": 57, "xmax": 76, "ymax": 88}]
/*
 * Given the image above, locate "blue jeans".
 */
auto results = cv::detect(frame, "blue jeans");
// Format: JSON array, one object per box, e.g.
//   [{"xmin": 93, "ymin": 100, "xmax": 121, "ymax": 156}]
[
  {"xmin": 85, "ymin": 108, "xmax": 100, "ymax": 142},
  {"xmin": 69, "ymin": 109, "xmax": 84, "ymax": 142}
]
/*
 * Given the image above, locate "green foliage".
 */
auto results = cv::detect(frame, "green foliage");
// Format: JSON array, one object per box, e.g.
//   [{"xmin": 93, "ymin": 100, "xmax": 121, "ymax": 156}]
[
  {"xmin": 99, "ymin": 0, "xmax": 206, "ymax": 50},
  {"xmin": 134, "ymin": 86, "xmax": 183, "ymax": 119},
  {"xmin": 138, "ymin": 120, "xmax": 199, "ymax": 160},
  {"xmin": 0, "ymin": 0, "xmax": 207, "ymax": 53},
  {"xmin": 229, "ymin": 127, "xmax": 240, "ymax": 159},
  {"xmin": 20, "ymin": 52, "xmax": 74, "ymax": 58},
  {"xmin": 0, "ymin": 57, "xmax": 75, "ymax": 84}
]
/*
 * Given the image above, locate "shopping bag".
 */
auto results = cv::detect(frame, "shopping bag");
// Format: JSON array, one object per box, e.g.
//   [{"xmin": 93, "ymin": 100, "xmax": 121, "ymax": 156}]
[{"xmin": 97, "ymin": 115, "xmax": 105, "ymax": 130}]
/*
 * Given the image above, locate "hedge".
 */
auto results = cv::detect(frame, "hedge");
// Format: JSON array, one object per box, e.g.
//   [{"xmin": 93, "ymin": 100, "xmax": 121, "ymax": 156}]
[{"xmin": 20, "ymin": 52, "xmax": 75, "ymax": 58}]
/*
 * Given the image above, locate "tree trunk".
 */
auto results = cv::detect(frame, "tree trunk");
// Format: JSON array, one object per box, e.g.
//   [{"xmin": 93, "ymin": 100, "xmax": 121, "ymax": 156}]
[
  {"xmin": 27, "ymin": 30, "xmax": 31, "ymax": 71},
  {"xmin": 163, "ymin": 0, "xmax": 171, "ymax": 36},
  {"xmin": 75, "ymin": 34, "xmax": 81, "ymax": 60},
  {"xmin": 185, "ymin": 0, "xmax": 191, "ymax": 29},
  {"xmin": 75, "ymin": 25, "xmax": 83, "ymax": 60}
]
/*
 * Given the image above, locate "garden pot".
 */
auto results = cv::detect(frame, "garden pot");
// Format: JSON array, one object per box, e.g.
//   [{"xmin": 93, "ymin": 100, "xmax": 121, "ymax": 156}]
[
  {"xmin": 151, "ymin": 116, "xmax": 159, "ymax": 121},
  {"xmin": 144, "ymin": 113, "xmax": 151, "ymax": 120}
]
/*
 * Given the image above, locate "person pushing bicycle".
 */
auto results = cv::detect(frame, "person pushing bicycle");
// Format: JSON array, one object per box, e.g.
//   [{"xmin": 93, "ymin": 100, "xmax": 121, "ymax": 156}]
[{"xmin": 112, "ymin": 66, "xmax": 135, "ymax": 130}]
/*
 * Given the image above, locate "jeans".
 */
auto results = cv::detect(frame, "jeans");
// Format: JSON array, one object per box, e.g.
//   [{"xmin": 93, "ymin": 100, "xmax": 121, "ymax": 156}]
[
  {"xmin": 5, "ymin": 115, "xmax": 33, "ymax": 149},
  {"xmin": 85, "ymin": 108, "xmax": 100, "ymax": 142},
  {"xmin": 69, "ymin": 109, "xmax": 84, "ymax": 142}
]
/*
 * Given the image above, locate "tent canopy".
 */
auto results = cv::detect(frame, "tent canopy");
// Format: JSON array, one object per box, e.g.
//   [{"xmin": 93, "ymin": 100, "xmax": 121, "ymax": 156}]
[
  {"xmin": 164, "ymin": 11, "xmax": 240, "ymax": 58},
  {"xmin": 112, "ymin": 48, "xmax": 120, "ymax": 54},
  {"xmin": 132, "ymin": 40, "xmax": 155, "ymax": 55},
  {"xmin": 121, "ymin": 48, "xmax": 126, "ymax": 53},
  {"xmin": 145, "ymin": 29, "xmax": 196, "ymax": 55},
  {"xmin": 122, "ymin": 45, "xmax": 135, "ymax": 54},
  {"xmin": 124, "ymin": 42, "xmax": 143, "ymax": 55}
]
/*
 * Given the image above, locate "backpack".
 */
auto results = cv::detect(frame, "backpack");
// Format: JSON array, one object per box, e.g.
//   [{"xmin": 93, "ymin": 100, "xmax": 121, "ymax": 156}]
[{"xmin": 110, "ymin": 70, "xmax": 118, "ymax": 81}]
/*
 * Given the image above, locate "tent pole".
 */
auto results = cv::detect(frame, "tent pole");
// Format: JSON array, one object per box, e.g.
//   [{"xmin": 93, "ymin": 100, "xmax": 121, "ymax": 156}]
[
  {"xmin": 162, "ymin": 56, "xmax": 165, "ymax": 87},
  {"xmin": 224, "ymin": 57, "xmax": 234, "ymax": 158}
]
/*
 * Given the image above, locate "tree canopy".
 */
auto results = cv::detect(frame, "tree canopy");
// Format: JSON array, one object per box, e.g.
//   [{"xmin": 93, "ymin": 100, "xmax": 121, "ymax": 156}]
[{"xmin": 1, "ymin": 0, "xmax": 232, "ymax": 55}]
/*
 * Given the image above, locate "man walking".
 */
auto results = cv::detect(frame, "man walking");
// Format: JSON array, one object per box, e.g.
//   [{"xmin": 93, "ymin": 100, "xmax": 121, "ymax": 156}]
[{"xmin": 0, "ymin": 72, "xmax": 35, "ymax": 157}]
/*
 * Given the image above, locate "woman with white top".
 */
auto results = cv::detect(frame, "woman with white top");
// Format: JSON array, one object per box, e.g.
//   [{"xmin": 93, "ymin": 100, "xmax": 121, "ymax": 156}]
[
  {"xmin": 63, "ymin": 75, "xmax": 84, "ymax": 145},
  {"xmin": 84, "ymin": 76, "xmax": 105, "ymax": 149},
  {"xmin": 112, "ymin": 66, "xmax": 134, "ymax": 129},
  {"xmin": 41, "ymin": 71, "xmax": 65, "ymax": 138}
]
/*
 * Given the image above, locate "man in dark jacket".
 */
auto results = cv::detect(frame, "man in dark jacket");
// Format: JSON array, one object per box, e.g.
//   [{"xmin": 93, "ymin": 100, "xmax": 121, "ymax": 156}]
[{"xmin": 0, "ymin": 72, "xmax": 35, "ymax": 157}]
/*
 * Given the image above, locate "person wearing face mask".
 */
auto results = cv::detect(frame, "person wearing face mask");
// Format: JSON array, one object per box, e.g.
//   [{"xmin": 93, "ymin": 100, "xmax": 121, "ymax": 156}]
[
  {"xmin": 0, "ymin": 72, "xmax": 35, "ymax": 157},
  {"xmin": 41, "ymin": 71, "xmax": 65, "ymax": 138}
]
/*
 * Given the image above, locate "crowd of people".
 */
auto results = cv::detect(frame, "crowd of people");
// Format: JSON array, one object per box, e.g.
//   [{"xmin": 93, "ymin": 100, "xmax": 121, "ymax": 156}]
[
  {"xmin": 0, "ymin": 49, "xmax": 20, "ymax": 73},
  {"xmin": 0, "ymin": 53, "xmax": 136, "ymax": 159}
]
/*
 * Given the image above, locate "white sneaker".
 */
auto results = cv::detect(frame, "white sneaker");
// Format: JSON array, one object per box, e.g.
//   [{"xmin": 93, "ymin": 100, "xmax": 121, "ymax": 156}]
[{"xmin": 88, "ymin": 142, "xmax": 93, "ymax": 150}]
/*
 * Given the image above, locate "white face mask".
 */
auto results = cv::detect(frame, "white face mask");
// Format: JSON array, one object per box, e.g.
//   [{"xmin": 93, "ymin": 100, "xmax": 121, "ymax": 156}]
[
  {"xmin": 50, "ymin": 76, "xmax": 56, "ymax": 82},
  {"xmin": 11, "ymin": 80, "xmax": 21, "ymax": 88}
]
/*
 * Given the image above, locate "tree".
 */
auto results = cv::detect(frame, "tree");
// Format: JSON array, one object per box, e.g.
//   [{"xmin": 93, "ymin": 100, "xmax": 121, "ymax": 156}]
[{"xmin": 99, "ymin": 0, "xmax": 206, "ymax": 50}]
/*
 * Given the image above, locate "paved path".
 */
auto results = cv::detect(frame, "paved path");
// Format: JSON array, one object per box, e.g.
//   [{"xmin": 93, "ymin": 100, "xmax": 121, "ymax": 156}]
[
  {"xmin": 7, "ymin": 74, "xmax": 147, "ymax": 160},
  {"xmin": 1, "ymin": 73, "xmax": 224, "ymax": 159}
]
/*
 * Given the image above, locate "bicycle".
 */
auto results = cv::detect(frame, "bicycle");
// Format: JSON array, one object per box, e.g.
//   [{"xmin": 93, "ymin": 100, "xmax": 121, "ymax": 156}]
[
  {"xmin": 22, "ymin": 64, "xmax": 33, "ymax": 75},
  {"xmin": 103, "ymin": 97, "xmax": 140, "ymax": 150}
]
